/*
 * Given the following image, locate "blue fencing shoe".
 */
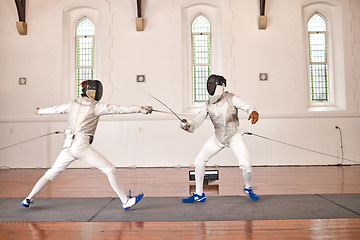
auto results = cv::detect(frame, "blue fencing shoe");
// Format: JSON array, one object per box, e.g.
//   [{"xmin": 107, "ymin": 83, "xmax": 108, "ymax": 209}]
[
  {"xmin": 122, "ymin": 190, "xmax": 143, "ymax": 210},
  {"xmin": 21, "ymin": 198, "xmax": 34, "ymax": 208},
  {"xmin": 244, "ymin": 187, "xmax": 259, "ymax": 200},
  {"xmin": 182, "ymin": 192, "xmax": 206, "ymax": 203}
]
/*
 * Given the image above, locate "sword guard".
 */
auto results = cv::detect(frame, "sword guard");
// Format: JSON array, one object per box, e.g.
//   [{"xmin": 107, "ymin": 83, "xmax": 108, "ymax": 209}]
[{"xmin": 180, "ymin": 119, "xmax": 190, "ymax": 131}]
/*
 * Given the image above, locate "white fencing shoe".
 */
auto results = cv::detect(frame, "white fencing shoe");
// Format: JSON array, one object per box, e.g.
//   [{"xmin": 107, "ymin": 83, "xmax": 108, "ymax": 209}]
[
  {"xmin": 21, "ymin": 198, "xmax": 34, "ymax": 208},
  {"xmin": 182, "ymin": 192, "xmax": 206, "ymax": 203},
  {"xmin": 122, "ymin": 190, "xmax": 144, "ymax": 210},
  {"xmin": 244, "ymin": 187, "xmax": 259, "ymax": 200}
]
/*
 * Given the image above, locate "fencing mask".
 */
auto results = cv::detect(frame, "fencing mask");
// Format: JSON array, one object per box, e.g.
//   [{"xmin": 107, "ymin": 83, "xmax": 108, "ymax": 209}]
[
  {"xmin": 79, "ymin": 80, "xmax": 103, "ymax": 101},
  {"xmin": 207, "ymin": 74, "xmax": 227, "ymax": 96}
]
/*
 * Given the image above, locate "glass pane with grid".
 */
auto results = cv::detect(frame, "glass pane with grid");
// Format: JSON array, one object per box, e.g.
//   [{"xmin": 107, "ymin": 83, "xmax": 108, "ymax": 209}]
[
  {"xmin": 192, "ymin": 16, "xmax": 210, "ymax": 33},
  {"xmin": 77, "ymin": 37, "xmax": 94, "ymax": 67},
  {"xmin": 309, "ymin": 33, "xmax": 326, "ymax": 63},
  {"xmin": 193, "ymin": 34, "xmax": 210, "ymax": 64},
  {"xmin": 192, "ymin": 16, "xmax": 211, "ymax": 103},
  {"xmin": 77, "ymin": 18, "xmax": 95, "ymax": 35},
  {"xmin": 310, "ymin": 64, "xmax": 328, "ymax": 101},
  {"xmin": 193, "ymin": 65, "xmax": 211, "ymax": 102},
  {"xmin": 76, "ymin": 18, "xmax": 95, "ymax": 98},
  {"xmin": 308, "ymin": 14, "xmax": 328, "ymax": 102},
  {"xmin": 308, "ymin": 14, "xmax": 326, "ymax": 31},
  {"xmin": 76, "ymin": 68, "xmax": 94, "ymax": 98}
]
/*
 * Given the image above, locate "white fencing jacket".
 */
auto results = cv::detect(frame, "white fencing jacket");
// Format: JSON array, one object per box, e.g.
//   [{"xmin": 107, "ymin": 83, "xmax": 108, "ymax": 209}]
[
  {"xmin": 38, "ymin": 97, "xmax": 142, "ymax": 147},
  {"xmin": 189, "ymin": 92, "xmax": 257, "ymax": 145}
]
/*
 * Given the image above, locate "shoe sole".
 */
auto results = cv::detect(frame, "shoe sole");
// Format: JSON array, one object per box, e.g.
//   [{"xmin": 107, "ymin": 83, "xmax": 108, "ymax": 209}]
[
  {"xmin": 21, "ymin": 200, "xmax": 33, "ymax": 208},
  {"xmin": 182, "ymin": 197, "xmax": 206, "ymax": 203},
  {"xmin": 244, "ymin": 189, "xmax": 259, "ymax": 201},
  {"xmin": 244, "ymin": 192, "xmax": 259, "ymax": 201}
]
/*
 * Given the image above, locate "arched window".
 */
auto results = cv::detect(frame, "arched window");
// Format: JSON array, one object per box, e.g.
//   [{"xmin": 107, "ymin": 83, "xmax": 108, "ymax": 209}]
[
  {"xmin": 308, "ymin": 13, "xmax": 328, "ymax": 102},
  {"xmin": 76, "ymin": 18, "xmax": 95, "ymax": 98},
  {"xmin": 192, "ymin": 15, "xmax": 211, "ymax": 103}
]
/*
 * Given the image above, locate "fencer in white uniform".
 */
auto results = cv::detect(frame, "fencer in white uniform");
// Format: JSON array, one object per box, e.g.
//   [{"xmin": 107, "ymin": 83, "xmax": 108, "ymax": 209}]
[
  {"xmin": 21, "ymin": 80, "xmax": 152, "ymax": 210},
  {"xmin": 181, "ymin": 74, "xmax": 259, "ymax": 203}
]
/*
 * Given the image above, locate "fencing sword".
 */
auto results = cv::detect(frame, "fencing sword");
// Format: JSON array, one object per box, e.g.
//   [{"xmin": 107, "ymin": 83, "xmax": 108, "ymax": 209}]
[
  {"xmin": 242, "ymin": 131, "xmax": 359, "ymax": 164},
  {"xmin": 148, "ymin": 94, "xmax": 182, "ymax": 121},
  {"xmin": 152, "ymin": 109, "xmax": 177, "ymax": 115},
  {"xmin": 147, "ymin": 93, "xmax": 190, "ymax": 128},
  {"xmin": 151, "ymin": 109, "xmax": 193, "ymax": 117},
  {"xmin": 139, "ymin": 88, "xmax": 184, "ymax": 120},
  {"xmin": 0, "ymin": 131, "xmax": 63, "ymax": 151}
]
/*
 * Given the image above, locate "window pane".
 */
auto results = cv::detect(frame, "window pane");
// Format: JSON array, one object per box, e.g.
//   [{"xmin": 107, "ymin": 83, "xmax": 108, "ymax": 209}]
[
  {"xmin": 309, "ymin": 33, "xmax": 326, "ymax": 63},
  {"xmin": 193, "ymin": 34, "xmax": 210, "ymax": 64},
  {"xmin": 76, "ymin": 18, "xmax": 95, "ymax": 98},
  {"xmin": 308, "ymin": 14, "xmax": 329, "ymax": 103},
  {"xmin": 193, "ymin": 65, "xmax": 211, "ymax": 102},
  {"xmin": 308, "ymin": 14, "xmax": 326, "ymax": 31},
  {"xmin": 192, "ymin": 15, "xmax": 211, "ymax": 103},
  {"xmin": 310, "ymin": 64, "xmax": 328, "ymax": 101},
  {"xmin": 76, "ymin": 68, "xmax": 94, "ymax": 98},
  {"xmin": 192, "ymin": 16, "xmax": 210, "ymax": 33},
  {"xmin": 77, "ymin": 18, "xmax": 95, "ymax": 35},
  {"xmin": 77, "ymin": 37, "xmax": 94, "ymax": 67}
]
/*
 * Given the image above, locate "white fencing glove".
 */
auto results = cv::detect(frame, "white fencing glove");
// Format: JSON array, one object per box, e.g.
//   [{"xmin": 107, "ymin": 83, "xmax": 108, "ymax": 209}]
[
  {"xmin": 140, "ymin": 106, "xmax": 153, "ymax": 114},
  {"xmin": 180, "ymin": 119, "xmax": 193, "ymax": 133}
]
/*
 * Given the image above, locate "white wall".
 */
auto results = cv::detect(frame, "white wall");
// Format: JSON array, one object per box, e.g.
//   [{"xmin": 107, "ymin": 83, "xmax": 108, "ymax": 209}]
[{"xmin": 0, "ymin": 0, "xmax": 359, "ymax": 168}]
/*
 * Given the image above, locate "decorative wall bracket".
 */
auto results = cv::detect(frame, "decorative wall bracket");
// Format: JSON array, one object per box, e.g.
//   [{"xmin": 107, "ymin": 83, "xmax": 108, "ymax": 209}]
[
  {"xmin": 16, "ymin": 21, "xmax": 27, "ymax": 35},
  {"xmin": 136, "ymin": 0, "xmax": 144, "ymax": 31},
  {"xmin": 258, "ymin": 0, "xmax": 267, "ymax": 30},
  {"xmin": 14, "ymin": 0, "xmax": 27, "ymax": 35}
]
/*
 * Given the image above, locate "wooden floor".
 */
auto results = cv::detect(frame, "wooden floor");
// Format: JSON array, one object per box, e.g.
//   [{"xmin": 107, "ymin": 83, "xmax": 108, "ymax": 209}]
[{"xmin": 1, "ymin": 165, "xmax": 360, "ymax": 239}]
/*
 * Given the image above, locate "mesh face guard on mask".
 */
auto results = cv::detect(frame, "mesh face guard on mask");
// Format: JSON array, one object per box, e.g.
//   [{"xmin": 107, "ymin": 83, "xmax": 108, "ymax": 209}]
[
  {"xmin": 79, "ymin": 80, "xmax": 103, "ymax": 101},
  {"xmin": 207, "ymin": 74, "xmax": 227, "ymax": 96}
]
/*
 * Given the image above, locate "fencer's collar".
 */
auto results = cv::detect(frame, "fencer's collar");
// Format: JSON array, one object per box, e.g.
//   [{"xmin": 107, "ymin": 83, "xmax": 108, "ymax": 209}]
[{"xmin": 209, "ymin": 93, "xmax": 224, "ymax": 104}]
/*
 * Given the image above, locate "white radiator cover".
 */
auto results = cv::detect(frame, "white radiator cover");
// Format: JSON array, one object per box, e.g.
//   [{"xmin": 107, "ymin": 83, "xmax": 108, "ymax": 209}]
[{"xmin": 1, "ymin": 116, "xmax": 359, "ymax": 168}]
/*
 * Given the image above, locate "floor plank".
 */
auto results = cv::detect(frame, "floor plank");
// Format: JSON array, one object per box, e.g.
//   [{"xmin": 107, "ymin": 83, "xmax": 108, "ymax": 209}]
[
  {"xmin": 1, "ymin": 166, "xmax": 359, "ymax": 197},
  {"xmin": 1, "ymin": 166, "xmax": 359, "ymax": 239},
  {"xmin": 1, "ymin": 219, "xmax": 360, "ymax": 240}
]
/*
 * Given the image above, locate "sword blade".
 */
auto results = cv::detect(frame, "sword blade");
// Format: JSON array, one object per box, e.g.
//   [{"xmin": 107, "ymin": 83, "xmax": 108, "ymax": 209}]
[
  {"xmin": 148, "ymin": 94, "xmax": 182, "ymax": 121},
  {"xmin": 0, "ymin": 131, "xmax": 63, "ymax": 151},
  {"xmin": 152, "ymin": 109, "xmax": 172, "ymax": 114}
]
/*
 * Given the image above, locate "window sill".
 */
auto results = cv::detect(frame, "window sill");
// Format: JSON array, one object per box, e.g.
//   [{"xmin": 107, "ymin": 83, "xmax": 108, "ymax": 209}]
[{"xmin": 307, "ymin": 103, "xmax": 345, "ymax": 112}]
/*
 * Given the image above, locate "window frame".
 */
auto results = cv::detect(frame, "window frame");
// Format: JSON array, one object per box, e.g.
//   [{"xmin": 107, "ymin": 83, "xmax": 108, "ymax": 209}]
[
  {"xmin": 294, "ymin": 1, "xmax": 347, "ymax": 112},
  {"xmin": 191, "ymin": 14, "xmax": 212, "ymax": 103},
  {"xmin": 307, "ymin": 12, "xmax": 329, "ymax": 103},
  {"xmin": 75, "ymin": 17, "xmax": 95, "ymax": 99}
]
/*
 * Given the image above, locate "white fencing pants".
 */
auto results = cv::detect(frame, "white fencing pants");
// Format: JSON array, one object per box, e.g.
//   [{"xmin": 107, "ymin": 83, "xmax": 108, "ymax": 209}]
[
  {"xmin": 194, "ymin": 133, "xmax": 252, "ymax": 195},
  {"xmin": 27, "ymin": 136, "xmax": 128, "ymax": 203}
]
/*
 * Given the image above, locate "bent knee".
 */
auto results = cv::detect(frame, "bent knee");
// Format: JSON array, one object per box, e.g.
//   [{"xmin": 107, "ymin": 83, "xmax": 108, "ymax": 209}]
[
  {"xmin": 241, "ymin": 165, "xmax": 252, "ymax": 174},
  {"xmin": 102, "ymin": 165, "xmax": 116, "ymax": 176},
  {"xmin": 194, "ymin": 158, "xmax": 206, "ymax": 168},
  {"xmin": 44, "ymin": 169, "xmax": 61, "ymax": 181}
]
